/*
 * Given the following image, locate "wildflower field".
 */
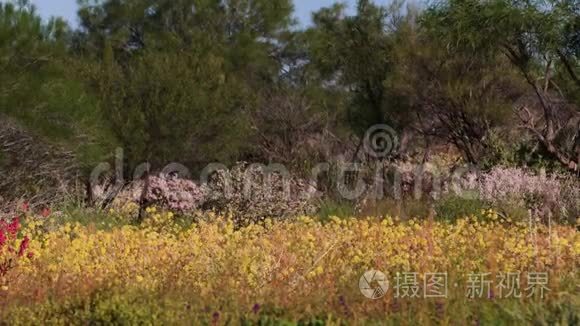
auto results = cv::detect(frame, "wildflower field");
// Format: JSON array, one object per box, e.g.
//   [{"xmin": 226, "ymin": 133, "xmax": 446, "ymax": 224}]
[
  {"xmin": 3, "ymin": 0, "xmax": 580, "ymax": 324},
  {"xmin": 0, "ymin": 208, "xmax": 578, "ymax": 325}
]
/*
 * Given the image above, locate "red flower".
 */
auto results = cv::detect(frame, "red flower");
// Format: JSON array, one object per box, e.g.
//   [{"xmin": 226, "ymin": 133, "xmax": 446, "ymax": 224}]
[
  {"xmin": 7, "ymin": 218, "xmax": 20, "ymax": 237},
  {"xmin": 18, "ymin": 236, "xmax": 29, "ymax": 257},
  {"xmin": 41, "ymin": 207, "xmax": 51, "ymax": 218},
  {"xmin": 0, "ymin": 231, "xmax": 6, "ymax": 247},
  {"xmin": 21, "ymin": 202, "xmax": 30, "ymax": 213}
]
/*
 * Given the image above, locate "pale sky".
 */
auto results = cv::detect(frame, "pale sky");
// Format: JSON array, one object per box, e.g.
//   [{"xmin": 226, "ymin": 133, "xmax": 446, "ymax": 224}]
[{"xmin": 30, "ymin": 0, "xmax": 360, "ymax": 27}]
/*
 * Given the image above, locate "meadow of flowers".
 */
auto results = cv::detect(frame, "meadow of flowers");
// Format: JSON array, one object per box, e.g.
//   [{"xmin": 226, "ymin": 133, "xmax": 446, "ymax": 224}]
[{"xmin": 0, "ymin": 207, "xmax": 578, "ymax": 325}]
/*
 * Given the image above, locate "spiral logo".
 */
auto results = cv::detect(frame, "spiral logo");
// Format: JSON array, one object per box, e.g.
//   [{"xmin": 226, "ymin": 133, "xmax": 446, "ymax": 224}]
[
  {"xmin": 363, "ymin": 124, "xmax": 399, "ymax": 158},
  {"xmin": 359, "ymin": 270, "xmax": 389, "ymax": 299}
]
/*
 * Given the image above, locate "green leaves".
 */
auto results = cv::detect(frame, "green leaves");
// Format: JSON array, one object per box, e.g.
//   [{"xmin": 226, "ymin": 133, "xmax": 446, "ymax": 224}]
[
  {"xmin": 0, "ymin": 1, "xmax": 116, "ymax": 171},
  {"xmin": 74, "ymin": 0, "xmax": 298, "ymax": 171},
  {"xmin": 305, "ymin": 1, "xmax": 402, "ymax": 134}
]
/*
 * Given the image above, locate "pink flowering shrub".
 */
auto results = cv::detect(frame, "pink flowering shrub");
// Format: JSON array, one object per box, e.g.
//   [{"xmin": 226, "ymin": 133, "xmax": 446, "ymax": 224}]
[
  {"xmin": 204, "ymin": 163, "xmax": 318, "ymax": 225},
  {"xmin": 144, "ymin": 175, "xmax": 206, "ymax": 213},
  {"xmin": 108, "ymin": 167, "xmax": 318, "ymax": 222},
  {"xmin": 559, "ymin": 176, "xmax": 580, "ymax": 220},
  {"xmin": 109, "ymin": 175, "xmax": 206, "ymax": 214},
  {"xmin": 477, "ymin": 167, "xmax": 578, "ymax": 221},
  {"xmin": 479, "ymin": 167, "xmax": 560, "ymax": 203}
]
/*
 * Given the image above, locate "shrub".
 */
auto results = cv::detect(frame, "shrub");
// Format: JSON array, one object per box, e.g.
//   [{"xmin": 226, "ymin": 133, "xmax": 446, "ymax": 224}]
[
  {"xmin": 560, "ymin": 176, "xmax": 580, "ymax": 223},
  {"xmin": 109, "ymin": 175, "xmax": 206, "ymax": 215},
  {"xmin": 144, "ymin": 175, "xmax": 206, "ymax": 213},
  {"xmin": 479, "ymin": 167, "xmax": 559, "ymax": 205},
  {"xmin": 316, "ymin": 199, "xmax": 354, "ymax": 221},
  {"xmin": 0, "ymin": 217, "xmax": 31, "ymax": 283},
  {"xmin": 477, "ymin": 167, "xmax": 578, "ymax": 222},
  {"xmin": 203, "ymin": 163, "xmax": 318, "ymax": 225},
  {"xmin": 435, "ymin": 196, "xmax": 489, "ymax": 222},
  {"xmin": 356, "ymin": 197, "xmax": 432, "ymax": 220}
]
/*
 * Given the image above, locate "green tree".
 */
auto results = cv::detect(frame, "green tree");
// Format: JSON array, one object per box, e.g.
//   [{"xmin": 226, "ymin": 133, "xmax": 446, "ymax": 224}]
[
  {"xmin": 305, "ymin": 0, "xmax": 405, "ymax": 135},
  {"xmin": 424, "ymin": 0, "xmax": 580, "ymax": 172},
  {"xmin": 0, "ymin": 0, "xmax": 115, "ymax": 169},
  {"xmin": 93, "ymin": 48, "xmax": 252, "ymax": 170},
  {"xmin": 389, "ymin": 6, "xmax": 524, "ymax": 163},
  {"xmin": 78, "ymin": 0, "xmax": 296, "ymax": 171}
]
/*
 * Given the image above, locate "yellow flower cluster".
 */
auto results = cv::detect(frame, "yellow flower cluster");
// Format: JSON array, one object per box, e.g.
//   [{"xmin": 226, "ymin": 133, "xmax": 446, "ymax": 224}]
[{"xmin": 2, "ymin": 211, "xmax": 579, "ymax": 321}]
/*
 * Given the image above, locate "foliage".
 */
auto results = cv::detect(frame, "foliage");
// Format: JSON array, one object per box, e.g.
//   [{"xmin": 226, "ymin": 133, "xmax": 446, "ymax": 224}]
[
  {"xmin": 3, "ymin": 0, "xmax": 579, "ymax": 208},
  {"xmin": 477, "ymin": 167, "xmax": 579, "ymax": 222},
  {"xmin": 42, "ymin": 204, "xmax": 135, "ymax": 231},
  {"xmin": 1, "ymin": 2, "xmax": 579, "ymax": 322},
  {"xmin": 91, "ymin": 49, "xmax": 254, "ymax": 170},
  {"xmin": 477, "ymin": 130, "xmax": 568, "ymax": 171},
  {"xmin": 423, "ymin": 0, "xmax": 580, "ymax": 171},
  {"xmin": 76, "ymin": 0, "xmax": 297, "ymax": 172},
  {"xmin": 0, "ymin": 1, "xmax": 116, "ymax": 171},
  {"xmin": 435, "ymin": 196, "xmax": 489, "ymax": 222},
  {"xmin": 4, "ymin": 290, "xmax": 579, "ymax": 325},
  {"xmin": 143, "ymin": 175, "xmax": 206, "ymax": 213},
  {"xmin": 204, "ymin": 163, "xmax": 318, "ymax": 226},
  {"xmin": 0, "ymin": 211, "xmax": 578, "ymax": 323},
  {"xmin": 392, "ymin": 5, "xmax": 524, "ymax": 163},
  {"xmin": 305, "ymin": 0, "xmax": 410, "ymax": 135},
  {"xmin": 0, "ymin": 217, "xmax": 31, "ymax": 282},
  {"xmin": 250, "ymin": 88, "xmax": 345, "ymax": 174},
  {"xmin": 316, "ymin": 199, "xmax": 355, "ymax": 221},
  {"xmin": 97, "ymin": 175, "xmax": 206, "ymax": 216},
  {"xmin": 76, "ymin": 0, "xmax": 295, "ymax": 56}
]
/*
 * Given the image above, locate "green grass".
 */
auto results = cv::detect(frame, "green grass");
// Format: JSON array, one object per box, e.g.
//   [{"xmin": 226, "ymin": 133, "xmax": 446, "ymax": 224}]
[
  {"xmin": 316, "ymin": 199, "xmax": 355, "ymax": 222},
  {"xmin": 4, "ymin": 289, "xmax": 578, "ymax": 325},
  {"xmin": 435, "ymin": 195, "xmax": 489, "ymax": 222}
]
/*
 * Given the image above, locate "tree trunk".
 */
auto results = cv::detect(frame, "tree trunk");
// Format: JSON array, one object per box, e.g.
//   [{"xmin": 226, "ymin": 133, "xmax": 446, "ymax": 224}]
[{"xmin": 138, "ymin": 172, "xmax": 151, "ymax": 222}]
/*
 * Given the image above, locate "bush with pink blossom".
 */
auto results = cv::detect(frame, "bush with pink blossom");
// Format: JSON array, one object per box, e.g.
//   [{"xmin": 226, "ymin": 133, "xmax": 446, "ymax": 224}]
[
  {"xmin": 477, "ymin": 167, "xmax": 578, "ymax": 222},
  {"xmin": 110, "ymin": 175, "xmax": 206, "ymax": 214},
  {"xmin": 203, "ymin": 163, "xmax": 318, "ymax": 225},
  {"xmin": 144, "ymin": 175, "xmax": 206, "ymax": 213}
]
